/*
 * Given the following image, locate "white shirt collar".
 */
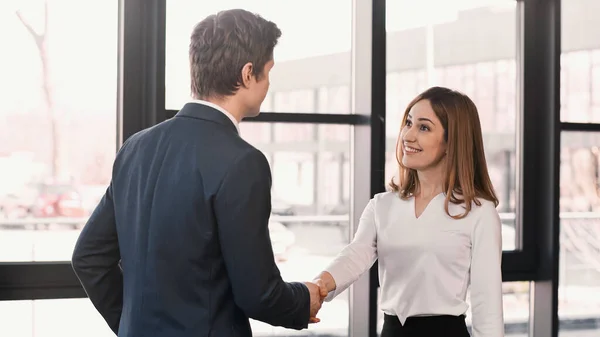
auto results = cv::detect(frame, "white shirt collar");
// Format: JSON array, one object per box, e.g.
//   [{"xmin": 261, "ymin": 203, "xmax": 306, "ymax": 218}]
[{"xmin": 189, "ymin": 99, "xmax": 240, "ymax": 134}]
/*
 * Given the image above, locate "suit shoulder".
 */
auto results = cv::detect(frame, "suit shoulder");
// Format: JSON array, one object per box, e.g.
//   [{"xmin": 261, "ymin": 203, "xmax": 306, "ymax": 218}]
[
  {"xmin": 231, "ymin": 147, "xmax": 269, "ymax": 172},
  {"xmin": 117, "ymin": 122, "xmax": 161, "ymax": 150},
  {"xmin": 219, "ymin": 134, "xmax": 268, "ymax": 164},
  {"xmin": 230, "ymin": 132, "xmax": 261, "ymax": 150},
  {"xmin": 217, "ymin": 147, "xmax": 271, "ymax": 194}
]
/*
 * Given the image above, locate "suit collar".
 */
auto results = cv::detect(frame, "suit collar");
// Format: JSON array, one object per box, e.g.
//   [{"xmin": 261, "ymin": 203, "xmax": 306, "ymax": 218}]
[{"xmin": 175, "ymin": 102, "xmax": 239, "ymax": 134}]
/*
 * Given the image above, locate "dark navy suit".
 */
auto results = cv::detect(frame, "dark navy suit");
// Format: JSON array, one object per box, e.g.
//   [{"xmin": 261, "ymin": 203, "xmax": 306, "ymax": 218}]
[{"xmin": 72, "ymin": 103, "xmax": 311, "ymax": 336}]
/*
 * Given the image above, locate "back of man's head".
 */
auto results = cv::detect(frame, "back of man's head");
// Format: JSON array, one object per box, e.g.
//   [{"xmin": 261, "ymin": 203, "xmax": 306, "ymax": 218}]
[{"xmin": 189, "ymin": 9, "xmax": 281, "ymax": 100}]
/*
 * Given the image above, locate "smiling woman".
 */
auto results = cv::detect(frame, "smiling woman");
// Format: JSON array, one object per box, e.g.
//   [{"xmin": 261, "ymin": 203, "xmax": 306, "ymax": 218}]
[
  {"xmin": 399, "ymin": 100, "xmax": 447, "ymax": 171},
  {"xmin": 391, "ymin": 86, "xmax": 499, "ymax": 220}
]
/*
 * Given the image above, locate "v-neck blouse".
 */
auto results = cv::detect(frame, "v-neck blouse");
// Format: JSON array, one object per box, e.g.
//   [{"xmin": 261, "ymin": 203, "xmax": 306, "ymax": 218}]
[{"xmin": 323, "ymin": 191, "xmax": 504, "ymax": 337}]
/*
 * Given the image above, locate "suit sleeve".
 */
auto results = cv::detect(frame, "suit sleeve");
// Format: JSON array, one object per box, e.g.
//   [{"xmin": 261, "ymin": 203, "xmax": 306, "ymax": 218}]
[
  {"xmin": 71, "ymin": 182, "xmax": 123, "ymax": 335},
  {"xmin": 214, "ymin": 149, "xmax": 311, "ymax": 330}
]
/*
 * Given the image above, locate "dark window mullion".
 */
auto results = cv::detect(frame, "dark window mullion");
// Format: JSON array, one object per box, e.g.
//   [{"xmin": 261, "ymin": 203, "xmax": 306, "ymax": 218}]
[
  {"xmin": 165, "ymin": 110, "xmax": 371, "ymax": 125},
  {"xmin": 560, "ymin": 122, "xmax": 600, "ymax": 132}
]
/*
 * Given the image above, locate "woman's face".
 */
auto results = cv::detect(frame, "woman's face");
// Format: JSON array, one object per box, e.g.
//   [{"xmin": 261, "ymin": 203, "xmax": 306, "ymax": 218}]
[{"xmin": 400, "ymin": 99, "xmax": 447, "ymax": 171}]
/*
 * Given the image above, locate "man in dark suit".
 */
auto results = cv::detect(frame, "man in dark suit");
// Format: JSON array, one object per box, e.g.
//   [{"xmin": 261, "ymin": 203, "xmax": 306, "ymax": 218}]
[{"xmin": 71, "ymin": 9, "xmax": 325, "ymax": 337}]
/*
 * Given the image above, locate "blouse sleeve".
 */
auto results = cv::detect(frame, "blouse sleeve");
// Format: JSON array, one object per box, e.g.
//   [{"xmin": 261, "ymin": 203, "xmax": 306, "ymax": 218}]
[
  {"xmin": 323, "ymin": 198, "xmax": 378, "ymax": 301},
  {"xmin": 469, "ymin": 203, "xmax": 505, "ymax": 337}
]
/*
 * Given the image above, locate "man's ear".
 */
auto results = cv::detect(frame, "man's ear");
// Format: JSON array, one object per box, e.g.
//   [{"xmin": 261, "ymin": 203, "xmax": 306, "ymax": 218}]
[{"xmin": 241, "ymin": 62, "xmax": 254, "ymax": 88}]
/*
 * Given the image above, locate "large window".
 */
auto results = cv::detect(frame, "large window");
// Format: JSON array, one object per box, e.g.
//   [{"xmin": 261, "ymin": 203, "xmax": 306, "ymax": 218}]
[
  {"xmin": 561, "ymin": 0, "xmax": 600, "ymax": 123},
  {"xmin": 0, "ymin": 0, "xmax": 118, "ymax": 333},
  {"xmin": 385, "ymin": 1, "xmax": 519, "ymax": 250},
  {"xmin": 558, "ymin": 0, "xmax": 600, "ymax": 335},
  {"xmin": 383, "ymin": 1, "xmax": 530, "ymax": 335},
  {"xmin": 558, "ymin": 135, "xmax": 600, "ymax": 336},
  {"xmin": 0, "ymin": 1, "xmax": 118, "ymax": 263},
  {"xmin": 165, "ymin": 0, "xmax": 353, "ymax": 113},
  {"xmin": 3, "ymin": 1, "xmax": 594, "ymax": 337},
  {"xmin": 240, "ymin": 123, "xmax": 351, "ymax": 335}
]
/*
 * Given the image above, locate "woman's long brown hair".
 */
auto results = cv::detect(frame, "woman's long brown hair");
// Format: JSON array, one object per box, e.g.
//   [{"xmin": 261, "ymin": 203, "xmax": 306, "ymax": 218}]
[{"xmin": 389, "ymin": 86, "xmax": 499, "ymax": 219}]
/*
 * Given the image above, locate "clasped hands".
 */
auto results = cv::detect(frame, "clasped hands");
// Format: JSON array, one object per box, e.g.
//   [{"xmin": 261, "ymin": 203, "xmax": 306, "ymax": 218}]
[{"xmin": 303, "ymin": 278, "xmax": 329, "ymax": 324}]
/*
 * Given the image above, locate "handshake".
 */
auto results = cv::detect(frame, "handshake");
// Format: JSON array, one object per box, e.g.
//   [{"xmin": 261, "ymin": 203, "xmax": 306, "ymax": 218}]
[{"xmin": 303, "ymin": 272, "xmax": 336, "ymax": 324}]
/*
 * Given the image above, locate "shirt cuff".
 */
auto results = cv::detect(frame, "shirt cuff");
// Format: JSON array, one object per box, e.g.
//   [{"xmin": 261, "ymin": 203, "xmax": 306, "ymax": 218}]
[{"xmin": 322, "ymin": 265, "xmax": 349, "ymax": 302}]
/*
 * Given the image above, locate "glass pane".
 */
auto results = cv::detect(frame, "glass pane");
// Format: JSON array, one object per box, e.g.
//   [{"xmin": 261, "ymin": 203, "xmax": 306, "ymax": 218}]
[
  {"xmin": 559, "ymin": 132, "xmax": 600, "ymax": 336},
  {"xmin": 561, "ymin": 0, "xmax": 600, "ymax": 123},
  {"xmin": 240, "ymin": 122, "xmax": 351, "ymax": 336},
  {"xmin": 165, "ymin": 1, "xmax": 352, "ymax": 113},
  {"xmin": 0, "ymin": 1, "xmax": 118, "ymax": 261},
  {"xmin": 560, "ymin": 51, "xmax": 592, "ymax": 122},
  {"xmin": 592, "ymin": 66, "xmax": 600, "ymax": 107},
  {"xmin": 376, "ymin": 282, "xmax": 531, "ymax": 336},
  {"xmin": 0, "ymin": 299, "xmax": 113, "ymax": 337},
  {"xmin": 385, "ymin": 1, "xmax": 518, "ymax": 251}
]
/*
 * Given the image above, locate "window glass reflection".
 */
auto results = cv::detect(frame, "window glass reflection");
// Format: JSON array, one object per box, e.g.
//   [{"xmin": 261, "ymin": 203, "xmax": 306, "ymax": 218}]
[
  {"xmin": 561, "ymin": 0, "xmax": 600, "ymax": 123},
  {"xmin": 0, "ymin": 0, "xmax": 118, "ymax": 262},
  {"xmin": 165, "ymin": 0, "xmax": 352, "ymax": 113}
]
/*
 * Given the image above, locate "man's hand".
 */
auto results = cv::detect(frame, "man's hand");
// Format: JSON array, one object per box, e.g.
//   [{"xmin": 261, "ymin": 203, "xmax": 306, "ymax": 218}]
[{"xmin": 304, "ymin": 281, "xmax": 327, "ymax": 323}]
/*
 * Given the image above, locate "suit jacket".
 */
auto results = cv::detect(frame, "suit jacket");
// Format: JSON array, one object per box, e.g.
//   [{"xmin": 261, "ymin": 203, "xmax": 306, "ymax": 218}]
[{"xmin": 71, "ymin": 103, "xmax": 311, "ymax": 336}]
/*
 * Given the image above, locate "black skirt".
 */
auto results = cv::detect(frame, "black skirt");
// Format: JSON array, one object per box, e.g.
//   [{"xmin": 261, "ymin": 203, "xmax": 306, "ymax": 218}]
[{"xmin": 381, "ymin": 314, "xmax": 470, "ymax": 337}]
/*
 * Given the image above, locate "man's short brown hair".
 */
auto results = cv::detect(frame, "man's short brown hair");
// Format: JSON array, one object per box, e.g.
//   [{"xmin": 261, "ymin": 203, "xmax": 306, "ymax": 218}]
[{"xmin": 189, "ymin": 9, "xmax": 281, "ymax": 99}]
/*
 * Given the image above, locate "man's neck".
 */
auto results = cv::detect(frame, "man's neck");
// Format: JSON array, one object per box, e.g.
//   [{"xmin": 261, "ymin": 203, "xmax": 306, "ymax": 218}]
[{"xmin": 200, "ymin": 96, "xmax": 244, "ymax": 123}]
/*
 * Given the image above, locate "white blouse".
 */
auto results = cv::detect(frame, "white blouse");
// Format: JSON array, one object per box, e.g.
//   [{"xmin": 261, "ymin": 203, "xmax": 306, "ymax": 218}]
[{"xmin": 323, "ymin": 191, "xmax": 504, "ymax": 337}]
